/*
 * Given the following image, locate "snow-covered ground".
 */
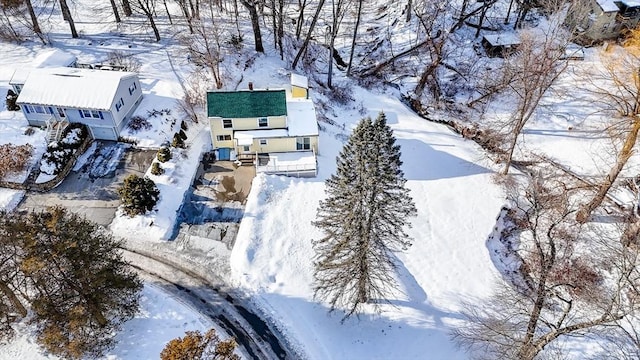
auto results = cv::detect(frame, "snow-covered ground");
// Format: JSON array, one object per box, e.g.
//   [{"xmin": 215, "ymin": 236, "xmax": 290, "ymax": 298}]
[{"xmin": 0, "ymin": 284, "xmax": 213, "ymax": 360}]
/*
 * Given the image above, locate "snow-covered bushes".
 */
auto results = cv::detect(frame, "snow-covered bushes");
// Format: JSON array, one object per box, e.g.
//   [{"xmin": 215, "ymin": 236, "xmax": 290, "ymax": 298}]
[
  {"xmin": 127, "ymin": 115, "xmax": 152, "ymax": 132},
  {"xmin": 40, "ymin": 123, "xmax": 89, "ymax": 176},
  {"xmin": 5, "ymin": 90, "xmax": 19, "ymax": 111},
  {"xmin": 151, "ymin": 162, "xmax": 164, "ymax": 175},
  {"xmin": 0, "ymin": 143, "xmax": 33, "ymax": 180},
  {"xmin": 157, "ymin": 147, "xmax": 171, "ymax": 162}
]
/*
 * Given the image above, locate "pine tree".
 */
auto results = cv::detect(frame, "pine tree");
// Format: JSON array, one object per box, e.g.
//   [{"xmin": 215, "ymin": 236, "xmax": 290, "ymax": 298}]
[
  {"xmin": 0, "ymin": 207, "xmax": 142, "ymax": 359},
  {"xmin": 313, "ymin": 112, "xmax": 417, "ymax": 319},
  {"xmin": 117, "ymin": 174, "xmax": 160, "ymax": 216}
]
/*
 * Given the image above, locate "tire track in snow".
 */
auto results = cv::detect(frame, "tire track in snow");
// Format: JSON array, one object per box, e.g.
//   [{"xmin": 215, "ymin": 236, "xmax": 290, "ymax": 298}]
[{"xmin": 120, "ymin": 248, "xmax": 291, "ymax": 360}]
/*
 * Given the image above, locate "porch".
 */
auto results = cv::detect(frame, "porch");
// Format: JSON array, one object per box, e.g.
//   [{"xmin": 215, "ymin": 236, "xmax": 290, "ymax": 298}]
[{"xmin": 255, "ymin": 150, "xmax": 317, "ymax": 177}]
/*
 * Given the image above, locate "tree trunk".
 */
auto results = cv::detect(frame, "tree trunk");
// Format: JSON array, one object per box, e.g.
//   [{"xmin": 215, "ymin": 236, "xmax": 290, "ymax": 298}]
[
  {"xmin": 277, "ymin": 0, "xmax": 284, "ymax": 59},
  {"xmin": 163, "ymin": 0, "xmax": 172, "ymax": 24},
  {"xmin": 240, "ymin": 0, "xmax": 264, "ymax": 53},
  {"xmin": 110, "ymin": 0, "xmax": 122, "ymax": 22},
  {"xmin": 346, "ymin": 0, "xmax": 363, "ymax": 76},
  {"xmin": 137, "ymin": 0, "xmax": 161, "ymax": 41},
  {"xmin": 0, "ymin": 281, "xmax": 27, "ymax": 318},
  {"xmin": 405, "ymin": 0, "xmax": 411, "ymax": 22},
  {"xmin": 577, "ymin": 119, "xmax": 640, "ymax": 223},
  {"xmin": 25, "ymin": 0, "xmax": 43, "ymax": 36},
  {"xmin": 292, "ymin": 0, "xmax": 325, "ymax": 69},
  {"xmin": 295, "ymin": 0, "xmax": 307, "ymax": 40},
  {"xmin": 122, "ymin": 0, "xmax": 132, "ymax": 16},
  {"xmin": 59, "ymin": 0, "xmax": 78, "ymax": 38}
]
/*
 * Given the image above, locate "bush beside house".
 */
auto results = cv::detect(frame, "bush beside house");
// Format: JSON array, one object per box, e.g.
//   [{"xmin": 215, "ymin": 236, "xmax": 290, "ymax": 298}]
[
  {"xmin": 117, "ymin": 174, "xmax": 160, "ymax": 217},
  {"xmin": 40, "ymin": 123, "xmax": 89, "ymax": 176}
]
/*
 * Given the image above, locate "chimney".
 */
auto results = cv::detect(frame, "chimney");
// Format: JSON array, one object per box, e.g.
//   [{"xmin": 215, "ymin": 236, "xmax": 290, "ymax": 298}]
[{"xmin": 248, "ymin": 82, "xmax": 253, "ymax": 91}]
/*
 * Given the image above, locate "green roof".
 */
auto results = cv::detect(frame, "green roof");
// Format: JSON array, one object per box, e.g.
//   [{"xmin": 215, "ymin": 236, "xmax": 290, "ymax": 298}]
[{"xmin": 207, "ymin": 89, "xmax": 287, "ymax": 118}]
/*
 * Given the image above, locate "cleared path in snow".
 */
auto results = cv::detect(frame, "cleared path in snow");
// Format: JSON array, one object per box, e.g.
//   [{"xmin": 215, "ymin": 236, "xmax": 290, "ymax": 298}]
[{"xmin": 121, "ymin": 247, "xmax": 295, "ymax": 360}]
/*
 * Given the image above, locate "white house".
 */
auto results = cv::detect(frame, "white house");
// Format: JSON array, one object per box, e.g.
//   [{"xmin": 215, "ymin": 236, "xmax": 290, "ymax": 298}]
[{"xmin": 16, "ymin": 67, "xmax": 143, "ymax": 141}]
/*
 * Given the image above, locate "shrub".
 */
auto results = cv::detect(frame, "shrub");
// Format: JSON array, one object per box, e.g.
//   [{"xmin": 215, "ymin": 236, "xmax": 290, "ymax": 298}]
[
  {"xmin": 172, "ymin": 132, "xmax": 185, "ymax": 148},
  {"xmin": 117, "ymin": 175, "xmax": 160, "ymax": 217},
  {"xmin": 157, "ymin": 147, "xmax": 171, "ymax": 163},
  {"xmin": 5, "ymin": 89, "xmax": 19, "ymax": 111},
  {"xmin": 40, "ymin": 142, "xmax": 73, "ymax": 175},
  {"xmin": 0, "ymin": 143, "xmax": 33, "ymax": 180},
  {"xmin": 106, "ymin": 50, "xmax": 142, "ymax": 72},
  {"xmin": 160, "ymin": 329, "xmax": 240, "ymax": 360},
  {"xmin": 24, "ymin": 127, "xmax": 35, "ymax": 136},
  {"xmin": 59, "ymin": 123, "xmax": 88, "ymax": 149},
  {"xmin": 179, "ymin": 129, "xmax": 187, "ymax": 140},
  {"xmin": 127, "ymin": 115, "xmax": 152, "ymax": 133},
  {"xmin": 150, "ymin": 162, "xmax": 164, "ymax": 176},
  {"xmin": 180, "ymin": 120, "xmax": 188, "ymax": 131}
]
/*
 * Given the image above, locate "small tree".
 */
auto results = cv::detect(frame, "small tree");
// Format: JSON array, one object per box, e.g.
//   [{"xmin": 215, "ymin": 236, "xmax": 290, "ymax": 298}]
[
  {"xmin": 172, "ymin": 132, "xmax": 185, "ymax": 148},
  {"xmin": 117, "ymin": 174, "xmax": 160, "ymax": 216},
  {"xmin": 313, "ymin": 112, "xmax": 417, "ymax": 319},
  {"xmin": 157, "ymin": 146, "xmax": 172, "ymax": 162},
  {"xmin": 160, "ymin": 329, "xmax": 240, "ymax": 360},
  {"xmin": 151, "ymin": 162, "xmax": 164, "ymax": 175},
  {"xmin": 5, "ymin": 89, "xmax": 19, "ymax": 111}
]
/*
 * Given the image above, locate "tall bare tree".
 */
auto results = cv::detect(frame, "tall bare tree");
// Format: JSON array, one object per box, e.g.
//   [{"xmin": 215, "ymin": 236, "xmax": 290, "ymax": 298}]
[
  {"xmin": 238, "ymin": 0, "xmax": 263, "ymax": 52},
  {"xmin": 132, "ymin": 0, "xmax": 161, "ymax": 41},
  {"xmin": 577, "ymin": 30, "xmax": 640, "ymax": 222},
  {"xmin": 59, "ymin": 0, "xmax": 78, "ymax": 38},
  {"xmin": 454, "ymin": 171, "xmax": 640, "ymax": 359},
  {"xmin": 291, "ymin": 0, "xmax": 325, "ymax": 69},
  {"xmin": 110, "ymin": 0, "xmax": 122, "ymax": 22},
  {"xmin": 122, "ymin": 0, "xmax": 132, "ymax": 15},
  {"xmin": 497, "ymin": 30, "xmax": 568, "ymax": 174}
]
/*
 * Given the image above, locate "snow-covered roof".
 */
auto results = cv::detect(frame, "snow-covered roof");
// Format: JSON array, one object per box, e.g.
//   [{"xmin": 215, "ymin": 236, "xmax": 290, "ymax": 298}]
[
  {"xmin": 290, "ymin": 73, "xmax": 308, "ymax": 89},
  {"xmin": 482, "ymin": 33, "xmax": 520, "ymax": 47},
  {"xmin": 17, "ymin": 67, "xmax": 137, "ymax": 110},
  {"xmin": 620, "ymin": 0, "xmax": 640, "ymax": 7},
  {"xmin": 234, "ymin": 129, "xmax": 289, "ymax": 145},
  {"xmin": 32, "ymin": 49, "xmax": 77, "ymax": 68},
  {"xmin": 596, "ymin": 0, "xmax": 620, "ymax": 12},
  {"xmin": 10, "ymin": 49, "xmax": 77, "ymax": 85},
  {"xmin": 286, "ymin": 99, "xmax": 318, "ymax": 136}
]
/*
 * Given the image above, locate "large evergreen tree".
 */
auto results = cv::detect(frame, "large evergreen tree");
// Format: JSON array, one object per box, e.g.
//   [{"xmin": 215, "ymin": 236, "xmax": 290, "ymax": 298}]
[
  {"xmin": 0, "ymin": 207, "xmax": 142, "ymax": 359},
  {"xmin": 313, "ymin": 112, "xmax": 417, "ymax": 319}
]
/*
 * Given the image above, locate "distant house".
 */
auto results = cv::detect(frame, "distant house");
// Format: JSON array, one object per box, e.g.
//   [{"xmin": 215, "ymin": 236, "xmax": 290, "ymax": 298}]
[
  {"xmin": 16, "ymin": 67, "xmax": 143, "ymax": 141},
  {"xmin": 208, "ymin": 74, "xmax": 319, "ymax": 177},
  {"xmin": 482, "ymin": 33, "xmax": 521, "ymax": 57},
  {"xmin": 9, "ymin": 48, "xmax": 77, "ymax": 94},
  {"xmin": 566, "ymin": 0, "xmax": 640, "ymax": 43}
]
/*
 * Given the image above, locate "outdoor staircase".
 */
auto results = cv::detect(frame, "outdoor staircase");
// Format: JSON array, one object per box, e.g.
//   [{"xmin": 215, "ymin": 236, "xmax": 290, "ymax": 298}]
[{"xmin": 45, "ymin": 119, "xmax": 69, "ymax": 143}]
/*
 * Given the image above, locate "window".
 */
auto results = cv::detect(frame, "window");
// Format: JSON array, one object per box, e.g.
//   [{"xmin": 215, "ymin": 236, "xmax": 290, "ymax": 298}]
[
  {"xmin": 91, "ymin": 110, "xmax": 101, "ymax": 118},
  {"xmin": 82, "ymin": 109, "xmax": 92, "ymax": 118},
  {"xmin": 57, "ymin": 107, "xmax": 65, "ymax": 117},
  {"xmin": 259, "ymin": 139, "xmax": 267, "ymax": 145},
  {"xmin": 216, "ymin": 135, "xmax": 232, "ymax": 141},
  {"xmin": 222, "ymin": 119, "xmax": 233, "ymax": 128},
  {"xmin": 243, "ymin": 145, "xmax": 250, "ymax": 152},
  {"xmin": 258, "ymin": 117, "xmax": 268, "ymax": 127},
  {"xmin": 14, "ymin": 84, "xmax": 22, "ymax": 93},
  {"xmin": 128, "ymin": 82, "xmax": 137, "ymax": 95},
  {"xmin": 296, "ymin": 137, "xmax": 311, "ymax": 150},
  {"xmin": 115, "ymin": 97, "xmax": 124, "ymax": 112},
  {"xmin": 34, "ymin": 105, "xmax": 45, "ymax": 114}
]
